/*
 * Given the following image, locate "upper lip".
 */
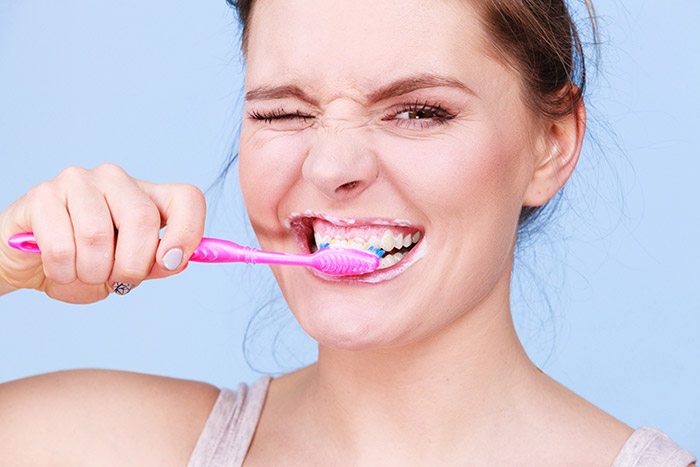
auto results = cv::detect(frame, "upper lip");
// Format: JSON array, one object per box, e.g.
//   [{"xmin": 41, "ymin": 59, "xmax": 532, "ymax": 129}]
[{"xmin": 286, "ymin": 210, "xmax": 423, "ymax": 229}]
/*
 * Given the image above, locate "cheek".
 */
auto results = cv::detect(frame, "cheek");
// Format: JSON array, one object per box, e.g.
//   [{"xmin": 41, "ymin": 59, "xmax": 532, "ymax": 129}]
[
  {"xmin": 239, "ymin": 128, "xmax": 308, "ymax": 238},
  {"xmin": 377, "ymin": 127, "xmax": 529, "ymax": 304},
  {"xmin": 379, "ymin": 126, "xmax": 528, "ymax": 222}
]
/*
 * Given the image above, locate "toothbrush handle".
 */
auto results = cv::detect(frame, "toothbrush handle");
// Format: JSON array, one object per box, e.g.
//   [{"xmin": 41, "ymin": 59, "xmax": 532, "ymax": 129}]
[
  {"xmin": 7, "ymin": 234, "xmax": 315, "ymax": 267},
  {"xmin": 189, "ymin": 238, "xmax": 312, "ymax": 267},
  {"xmin": 7, "ymin": 233, "xmax": 40, "ymax": 254},
  {"xmin": 189, "ymin": 238, "xmax": 255, "ymax": 263},
  {"xmin": 8, "ymin": 234, "xmax": 377, "ymax": 275}
]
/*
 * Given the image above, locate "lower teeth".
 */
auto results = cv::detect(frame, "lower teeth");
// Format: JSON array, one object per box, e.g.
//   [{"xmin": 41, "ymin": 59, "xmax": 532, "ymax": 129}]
[
  {"xmin": 309, "ymin": 236, "xmax": 416, "ymax": 270},
  {"xmin": 379, "ymin": 254, "xmax": 398, "ymax": 269}
]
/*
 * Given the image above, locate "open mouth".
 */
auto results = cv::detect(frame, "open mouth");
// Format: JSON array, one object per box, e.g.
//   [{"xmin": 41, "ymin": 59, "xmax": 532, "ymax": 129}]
[{"xmin": 289, "ymin": 213, "xmax": 424, "ymax": 271}]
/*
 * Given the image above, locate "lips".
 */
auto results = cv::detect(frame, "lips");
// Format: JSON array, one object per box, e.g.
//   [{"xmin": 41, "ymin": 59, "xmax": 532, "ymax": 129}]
[{"xmin": 288, "ymin": 211, "xmax": 426, "ymax": 281}]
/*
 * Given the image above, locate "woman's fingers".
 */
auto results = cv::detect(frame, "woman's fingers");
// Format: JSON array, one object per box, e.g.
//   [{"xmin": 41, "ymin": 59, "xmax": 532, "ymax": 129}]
[
  {"xmin": 1, "ymin": 163, "xmax": 206, "ymax": 303},
  {"xmin": 62, "ymin": 169, "xmax": 115, "ymax": 286},
  {"xmin": 92, "ymin": 166, "xmax": 206, "ymax": 287},
  {"xmin": 139, "ymin": 181, "xmax": 206, "ymax": 274},
  {"xmin": 26, "ymin": 181, "xmax": 77, "ymax": 285},
  {"xmin": 44, "ymin": 280, "xmax": 111, "ymax": 304},
  {"xmin": 92, "ymin": 164, "xmax": 162, "ymax": 288}
]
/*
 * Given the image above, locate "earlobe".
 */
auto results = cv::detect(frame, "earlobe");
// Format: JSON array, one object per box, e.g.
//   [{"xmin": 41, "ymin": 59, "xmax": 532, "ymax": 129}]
[{"xmin": 522, "ymin": 98, "xmax": 586, "ymax": 207}]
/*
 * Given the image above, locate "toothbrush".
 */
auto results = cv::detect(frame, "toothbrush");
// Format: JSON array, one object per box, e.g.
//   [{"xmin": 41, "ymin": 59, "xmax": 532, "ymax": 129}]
[{"xmin": 7, "ymin": 233, "xmax": 383, "ymax": 276}]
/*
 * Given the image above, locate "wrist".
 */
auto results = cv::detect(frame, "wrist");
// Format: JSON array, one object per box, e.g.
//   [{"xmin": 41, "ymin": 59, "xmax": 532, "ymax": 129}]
[{"xmin": 0, "ymin": 279, "xmax": 18, "ymax": 297}]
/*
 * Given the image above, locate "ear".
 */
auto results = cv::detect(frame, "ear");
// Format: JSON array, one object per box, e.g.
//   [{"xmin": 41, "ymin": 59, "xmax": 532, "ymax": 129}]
[{"xmin": 522, "ymin": 95, "xmax": 586, "ymax": 207}]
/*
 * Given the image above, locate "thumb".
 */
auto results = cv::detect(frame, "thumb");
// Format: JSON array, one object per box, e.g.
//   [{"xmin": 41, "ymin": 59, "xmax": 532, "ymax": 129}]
[{"xmin": 144, "ymin": 256, "xmax": 190, "ymax": 281}]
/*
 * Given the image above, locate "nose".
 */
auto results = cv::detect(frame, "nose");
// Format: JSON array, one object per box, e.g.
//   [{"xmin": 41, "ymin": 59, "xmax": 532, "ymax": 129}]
[{"xmin": 301, "ymin": 126, "xmax": 378, "ymax": 200}]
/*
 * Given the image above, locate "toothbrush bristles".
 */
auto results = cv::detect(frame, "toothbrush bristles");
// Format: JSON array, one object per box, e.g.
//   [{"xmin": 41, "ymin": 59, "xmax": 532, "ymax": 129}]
[
  {"xmin": 367, "ymin": 246, "xmax": 386, "ymax": 258},
  {"xmin": 318, "ymin": 243, "xmax": 385, "ymax": 258}
]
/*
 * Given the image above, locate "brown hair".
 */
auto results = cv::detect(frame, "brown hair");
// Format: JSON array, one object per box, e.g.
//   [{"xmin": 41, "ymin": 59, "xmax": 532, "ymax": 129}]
[{"xmin": 225, "ymin": 0, "xmax": 599, "ymax": 234}]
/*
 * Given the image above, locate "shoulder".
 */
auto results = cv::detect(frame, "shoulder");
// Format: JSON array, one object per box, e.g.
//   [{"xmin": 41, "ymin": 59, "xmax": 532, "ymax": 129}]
[
  {"xmin": 189, "ymin": 375, "xmax": 272, "ymax": 466},
  {"xmin": 532, "ymin": 379, "xmax": 696, "ymax": 466},
  {"xmin": 0, "ymin": 368, "xmax": 220, "ymax": 465},
  {"xmin": 612, "ymin": 427, "xmax": 697, "ymax": 467}
]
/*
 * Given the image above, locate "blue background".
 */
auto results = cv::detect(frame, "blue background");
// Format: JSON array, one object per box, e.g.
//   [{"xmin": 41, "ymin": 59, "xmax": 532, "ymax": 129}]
[{"xmin": 1, "ymin": 0, "xmax": 698, "ymax": 453}]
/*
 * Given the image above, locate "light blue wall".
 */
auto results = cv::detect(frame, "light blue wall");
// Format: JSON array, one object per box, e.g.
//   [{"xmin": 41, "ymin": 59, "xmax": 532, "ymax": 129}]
[{"xmin": 1, "ymin": 0, "xmax": 698, "ymax": 452}]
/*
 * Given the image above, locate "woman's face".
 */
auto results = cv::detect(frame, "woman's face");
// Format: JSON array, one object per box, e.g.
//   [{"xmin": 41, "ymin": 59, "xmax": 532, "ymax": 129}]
[{"xmin": 238, "ymin": 0, "xmax": 550, "ymax": 350}]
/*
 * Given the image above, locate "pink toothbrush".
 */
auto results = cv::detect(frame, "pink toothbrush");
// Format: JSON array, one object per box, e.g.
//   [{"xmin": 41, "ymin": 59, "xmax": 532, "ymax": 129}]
[{"xmin": 7, "ymin": 233, "xmax": 382, "ymax": 276}]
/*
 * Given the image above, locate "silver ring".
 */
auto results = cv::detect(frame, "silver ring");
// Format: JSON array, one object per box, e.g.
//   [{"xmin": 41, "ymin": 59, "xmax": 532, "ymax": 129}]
[{"xmin": 112, "ymin": 282, "xmax": 135, "ymax": 296}]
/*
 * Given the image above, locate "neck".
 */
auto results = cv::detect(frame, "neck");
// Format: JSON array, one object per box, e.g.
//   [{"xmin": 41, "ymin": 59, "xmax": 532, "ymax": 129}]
[{"xmin": 294, "ymin": 265, "xmax": 541, "ymax": 462}]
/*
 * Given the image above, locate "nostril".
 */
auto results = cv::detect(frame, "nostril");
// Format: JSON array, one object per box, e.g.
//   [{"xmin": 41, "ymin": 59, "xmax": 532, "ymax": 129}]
[{"xmin": 338, "ymin": 180, "xmax": 359, "ymax": 190}]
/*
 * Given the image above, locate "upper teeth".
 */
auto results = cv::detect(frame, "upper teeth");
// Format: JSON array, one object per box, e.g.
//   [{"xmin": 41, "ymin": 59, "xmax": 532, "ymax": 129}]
[{"xmin": 313, "ymin": 228, "xmax": 422, "ymax": 269}]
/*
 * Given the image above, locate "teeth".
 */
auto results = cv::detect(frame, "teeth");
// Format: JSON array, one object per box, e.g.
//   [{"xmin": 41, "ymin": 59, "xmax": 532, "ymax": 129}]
[
  {"xmin": 312, "ymin": 228, "xmax": 423, "ymax": 269},
  {"xmin": 380, "ymin": 230, "xmax": 394, "ymax": 252},
  {"xmin": 379, "ymin": 254, "xmax": 398, "ymax": 269}
]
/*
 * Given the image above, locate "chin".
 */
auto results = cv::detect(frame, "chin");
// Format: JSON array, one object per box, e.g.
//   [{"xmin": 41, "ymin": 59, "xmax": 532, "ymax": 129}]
[{"xmin": 286, "ymin": 289, "xmax": 410, "ymax": 351}]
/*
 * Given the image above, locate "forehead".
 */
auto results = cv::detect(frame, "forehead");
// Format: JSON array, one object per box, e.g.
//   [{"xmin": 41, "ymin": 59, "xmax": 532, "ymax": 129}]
[{"xmin": 244, "ymin": 0, "xmax": 499, "ymax": 97}]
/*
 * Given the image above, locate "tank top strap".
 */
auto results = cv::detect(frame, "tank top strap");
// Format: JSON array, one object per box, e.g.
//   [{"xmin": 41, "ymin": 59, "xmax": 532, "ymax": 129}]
[
  {"xmin": 188, "ymin": 375, "xmax": 272, "ymax": 467},
  {"xmin": 612, "ymin": 426, "xmax": 696, "ymax": 467}
]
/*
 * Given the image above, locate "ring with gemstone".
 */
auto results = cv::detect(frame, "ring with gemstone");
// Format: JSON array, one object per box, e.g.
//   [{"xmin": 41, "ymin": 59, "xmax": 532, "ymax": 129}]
[{"xmin": 112, "ymin": 282, "xmax": 135, "ymax": 296}]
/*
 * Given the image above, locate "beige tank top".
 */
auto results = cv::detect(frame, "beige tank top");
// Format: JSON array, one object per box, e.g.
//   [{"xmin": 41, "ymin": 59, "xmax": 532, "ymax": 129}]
[{"xmin": 187, "ymin": 376, "xmax": 696, "ymax": 467}]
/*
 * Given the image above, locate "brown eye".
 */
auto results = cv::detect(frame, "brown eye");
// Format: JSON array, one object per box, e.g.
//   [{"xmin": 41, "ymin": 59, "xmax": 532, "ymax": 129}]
[
  {"xmin": 396, "ymin": 108, "xmax": 438, "ymax": 120},
  {"xmin": 386, "ymin": 102, "xmax": 457, "ymax": 129}
]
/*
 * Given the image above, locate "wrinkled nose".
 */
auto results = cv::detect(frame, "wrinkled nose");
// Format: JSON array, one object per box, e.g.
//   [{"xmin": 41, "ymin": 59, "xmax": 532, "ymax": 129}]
[{"xmin": 301, "ymin": 127, "xmax": 378, "ymax": 200}]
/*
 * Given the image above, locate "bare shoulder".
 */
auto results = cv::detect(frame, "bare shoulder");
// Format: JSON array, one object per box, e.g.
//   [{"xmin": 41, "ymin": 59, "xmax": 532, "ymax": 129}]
[
  {"xmin": 534, "ymin": 373, "xmax": 635, "ymax": 465},
  {"xmin": 0, "ymin": 368, "xmax": 220, "ymax": 465}
]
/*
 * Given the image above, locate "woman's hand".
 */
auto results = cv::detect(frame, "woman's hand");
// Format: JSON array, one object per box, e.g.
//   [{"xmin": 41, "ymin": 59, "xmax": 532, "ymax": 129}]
[{"xmin": 0, "ymin": 163, "xmax": 206, "ymax": 303}]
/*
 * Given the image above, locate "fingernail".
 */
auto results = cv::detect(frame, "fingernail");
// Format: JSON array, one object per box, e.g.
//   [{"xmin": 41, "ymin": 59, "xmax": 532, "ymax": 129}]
[
  {"xmin": 113, "ymin": 282, "xmax": 135, "ymax": 295},
  {"xmin": 163, "ymin": 248, "xmax": 184, "ymax": 271}
]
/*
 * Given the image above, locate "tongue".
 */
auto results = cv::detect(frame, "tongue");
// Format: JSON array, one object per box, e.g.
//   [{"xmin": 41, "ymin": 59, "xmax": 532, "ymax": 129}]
[{"xmin": 312, "ymin": 218, "xmax": 416, "ymax": 242}]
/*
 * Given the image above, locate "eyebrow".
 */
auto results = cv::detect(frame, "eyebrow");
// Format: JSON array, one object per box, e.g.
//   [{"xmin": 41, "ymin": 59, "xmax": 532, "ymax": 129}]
[
  {"xmin": 244, "ymin": 73, "xmax": 476, "ymax": 106},
  {"xmin": 245, "ymin": 84, "xmax": 319, "ymax": 106},
  {"xmin": 366, "ymin": 74, "xmax": 476, "ymax": 103}
]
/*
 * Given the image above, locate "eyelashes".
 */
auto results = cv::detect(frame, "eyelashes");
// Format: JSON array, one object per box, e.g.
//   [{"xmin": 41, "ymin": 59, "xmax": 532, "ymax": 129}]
[
  {"xmin": 247, "ymin": 101, "xmax": 458, "ymax": 129},
  {"xmin": 386, "ymin": 101, "xmax": 457, "ymax": 128},
  {"xmin": 248, "ymin": 109, "xmax": 313, "ymax": 125}
]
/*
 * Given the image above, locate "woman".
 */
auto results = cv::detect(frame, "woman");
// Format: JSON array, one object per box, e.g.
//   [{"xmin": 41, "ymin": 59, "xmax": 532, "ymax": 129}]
[{"xmin": 0, "ymin": 0, "xmax": 696, "ymax": 465}]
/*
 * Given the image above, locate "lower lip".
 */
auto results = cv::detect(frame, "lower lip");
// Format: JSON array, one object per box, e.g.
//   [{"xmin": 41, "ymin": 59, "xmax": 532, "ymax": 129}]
[{"xmin": 292, "ymin": 224, "xmax": 426, "ymax": 284}]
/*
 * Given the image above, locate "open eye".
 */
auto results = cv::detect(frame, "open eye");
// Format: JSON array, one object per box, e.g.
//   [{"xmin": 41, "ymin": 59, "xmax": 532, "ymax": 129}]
[
  {"xmin": 386, "ymin": 102, "xmax": 457, "ymax": 128},
  {"xmin": 396, "ymin": 108, "xmax": 439, "ymax": 120}
]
